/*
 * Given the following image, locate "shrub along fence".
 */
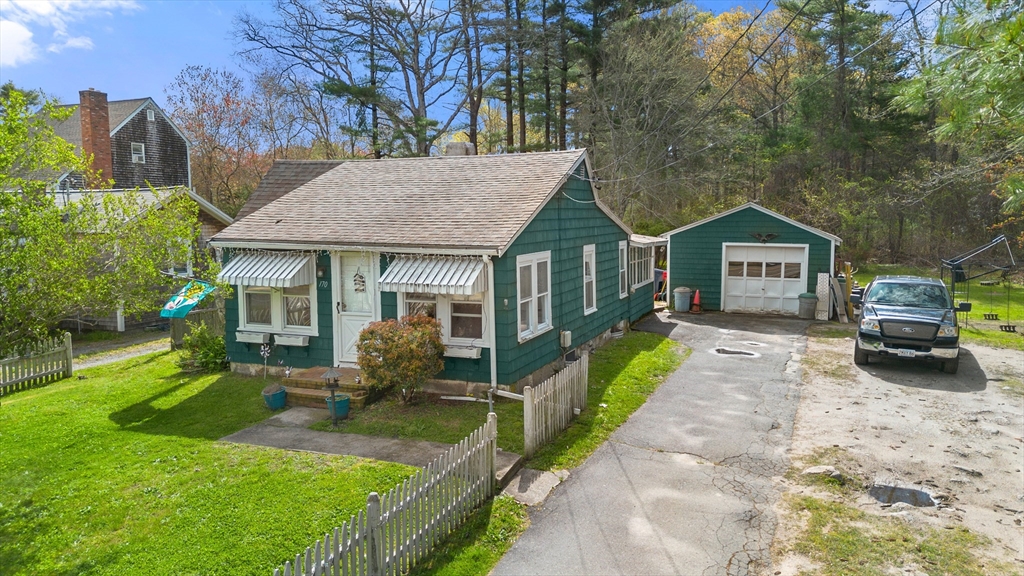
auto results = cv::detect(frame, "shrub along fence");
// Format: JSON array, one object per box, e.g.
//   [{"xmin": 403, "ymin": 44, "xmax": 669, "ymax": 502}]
[
  {"xmin": 0, "ymin": 333, "xmax": 73, "ymax": 397},
  {"xmin": 170, "ymin": 308, "xmax": 225, "ymax": 350},
  {"xmin": 274, "ymin": 413, "xmax": 498, "ymax": 576},
  {"xmin": 523, "ymin": 351, "xmax": 589, "ymax": 457}
]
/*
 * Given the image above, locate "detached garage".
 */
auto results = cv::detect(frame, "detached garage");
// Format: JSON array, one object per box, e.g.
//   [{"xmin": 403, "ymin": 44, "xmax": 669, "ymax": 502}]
[{"xmin": 661, "ymin": 203, "xmax": 841, "ymax": 314}]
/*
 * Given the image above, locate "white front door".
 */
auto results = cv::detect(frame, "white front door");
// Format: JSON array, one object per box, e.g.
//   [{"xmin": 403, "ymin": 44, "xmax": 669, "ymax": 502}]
[
  {"xmin": 722, "ymin": 244, "xmax": 807, "ymax": 314},
  {"xmin": 333, "ymin": 252, "xmax": 377, "ymax": 364}
]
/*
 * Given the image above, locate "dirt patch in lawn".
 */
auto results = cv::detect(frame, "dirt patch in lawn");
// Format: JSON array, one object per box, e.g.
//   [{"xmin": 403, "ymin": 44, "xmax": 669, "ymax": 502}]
[{"xmin": 773, "ymin": 328, "xmax": 1024, "ymax": 574}]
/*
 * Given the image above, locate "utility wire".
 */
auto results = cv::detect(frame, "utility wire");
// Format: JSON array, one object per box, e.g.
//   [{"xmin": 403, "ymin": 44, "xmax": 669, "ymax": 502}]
[
  {"xmin": 596, "ymin": 0, "xmax": 774, "ymax": 172},
  {"xmin": 575, "ymin": 0, "xmax": 942, "ymax": 186}
]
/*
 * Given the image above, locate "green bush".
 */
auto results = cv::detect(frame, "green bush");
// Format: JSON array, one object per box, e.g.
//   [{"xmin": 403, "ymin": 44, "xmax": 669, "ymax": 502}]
[
  {"xmin": 177, "ymin": 320, "xmax": 228, "ymax": 373},
  {"xmin": 356, "ymin": 314, "xmax": 444, "ymax": 404}
]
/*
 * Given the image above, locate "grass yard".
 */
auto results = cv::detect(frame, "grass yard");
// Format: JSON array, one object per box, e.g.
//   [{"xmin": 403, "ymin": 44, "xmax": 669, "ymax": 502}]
[{"xmin": 0, "ymin": 352, "xmax": 414, "ymax": 576}]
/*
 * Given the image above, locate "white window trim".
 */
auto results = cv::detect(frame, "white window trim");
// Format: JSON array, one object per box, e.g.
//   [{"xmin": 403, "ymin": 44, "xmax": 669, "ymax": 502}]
[
  {"xmin": 237, "ymin": 283, "xmax": 318, "ymax": 337},
  {"xmin": 630, "ymin": 245, "xmax": 655, "ymax": 289},
  {"xmin": 396, "ymin": 292, "xmax": 488, "ymax": 348},
  {"xmin": 583, "ymin": 244, "xmax": 597, "ymax": 315},
  {"xmin": 516, "ymin": 250, "xmax": 553, "ymax": 342},
  {"xmin": 131, "ymin": 142, "xmax": 146, "ymax": 164},
  {"xmin": 618, "ymin": 240, "xmax": 628, "ymax": 299}
]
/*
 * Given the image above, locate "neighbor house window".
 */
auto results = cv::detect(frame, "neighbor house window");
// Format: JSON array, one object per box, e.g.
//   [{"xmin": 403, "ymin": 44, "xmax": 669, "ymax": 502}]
[
  {"xmin": 618, "ymin": 241, "xmax": 628, "ymax": 299},
  {"xmin": 629, "ymin": 245, "xmax": 654, "ymax": 288},
  {"xmin": 517, "ymin": 251, "xmax": 552, "ymax": 341},
  {"xmin": 146, "ymin": 109, "xmax": 155, "ymax": 121},
  {"xmin": 131, "ymin": 142, "xmax": 145, "ymax": 163},
  {"xmin": 239, "ymin": 284, "xmax": 317, "ymax": 335},
  {"xmin": 583, "ymin": 244, "xmax": 597, "ymax": 315}
]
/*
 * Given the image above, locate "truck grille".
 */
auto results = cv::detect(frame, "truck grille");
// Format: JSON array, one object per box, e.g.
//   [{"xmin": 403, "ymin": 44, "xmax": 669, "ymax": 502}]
[{"xmin": 880, "ymin": 321, "xmax": 937, "ymax": 340}]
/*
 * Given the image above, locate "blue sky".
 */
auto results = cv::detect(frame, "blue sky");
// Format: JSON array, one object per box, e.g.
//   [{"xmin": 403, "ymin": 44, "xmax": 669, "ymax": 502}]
[
  {"xmin": 0, "ymin": 0, "xmax": 275, "ymax": 107},
  {"xmin": 1, "ymin": 0, "xmax": 760, "ymax": 109}
]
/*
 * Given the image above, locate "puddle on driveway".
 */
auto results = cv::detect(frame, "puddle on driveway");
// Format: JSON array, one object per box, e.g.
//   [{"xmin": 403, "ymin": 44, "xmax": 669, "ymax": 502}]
[
  {"xmin": 742, "ymin": 341, "xmax": 766, "ymax": 347},
  {"xmin": 710, "ymin": 347, "xmax": 760, "ymax": 358},
  {"xmin": 868, "ymin": 484, "xmax": 937, "ymax": 507}
]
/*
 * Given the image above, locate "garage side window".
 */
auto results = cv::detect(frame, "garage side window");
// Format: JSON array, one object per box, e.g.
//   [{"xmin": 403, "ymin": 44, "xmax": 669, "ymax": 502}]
[
  {"xmin": 517, "ymin": 251, "xmax": 552, "ymax": 341},
  {"xmin": 618, "ymin": 241, "xmax": 628, "ymax": 299}
]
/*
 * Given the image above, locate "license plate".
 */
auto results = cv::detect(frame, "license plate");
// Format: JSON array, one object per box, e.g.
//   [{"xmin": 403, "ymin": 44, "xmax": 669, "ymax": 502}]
[{"xmin": 897, "ymin": 349, "xmax": 915, "ymax": 358}]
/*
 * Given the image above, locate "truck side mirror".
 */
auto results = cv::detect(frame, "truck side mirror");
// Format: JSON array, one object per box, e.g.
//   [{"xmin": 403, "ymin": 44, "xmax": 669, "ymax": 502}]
[
  {"xmin": 849, "ymin": 294, "xmax": 862, "ymax": 305},
  {"xmin": 957, "ymin": 301, "xmax": 972, "ymax": 312}
]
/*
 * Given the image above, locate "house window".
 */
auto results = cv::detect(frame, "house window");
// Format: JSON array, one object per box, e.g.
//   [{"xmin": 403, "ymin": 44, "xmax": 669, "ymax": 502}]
[
  {"xmin": 583, "ymin": 244, "xmax": 597, "ymax": 315},
  {"xmin": 146, "ymin": 109, "xmax": 155, "ymax": 121},
  {"xmin": 399, "ymin": 292, "xmax": 485, "ymax": 345},
  {"xmin": 405, "ymin": 293, "xmax": 437, "ymax": 318},
  {"xmin": 284, "ymin": 286, "xmax": 311, "ymax": 327},
  {"xmin": 618, "ymin": 241, "xmax": 628, "ymax": 299},
  {"xmin": 131, "ymin": 142, "xmax": 145, "ymax": 164},
  {"xmin": 449, "ymin": 294, "xmax": 483, "ymax": 340},
  {"xmin": 239, "ymin": 284, "xmax": 317, "ymax": 335},
  {"xmin": 517, "ymin": 251, "xmax": 552, "ymax": 341},
  {"xmin": 629, "ymin": 245, "xmax": 654, "ymax": 288}
]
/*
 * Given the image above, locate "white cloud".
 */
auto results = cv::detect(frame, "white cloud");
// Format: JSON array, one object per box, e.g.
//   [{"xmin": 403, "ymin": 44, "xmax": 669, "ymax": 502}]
[
  {"xmin": 0, "ymin": 19, "xmax": 37, "ymax": 67},
  {"xmin": 48, "ymin": 35, "xmax": 94, "ymax": 53},
  {"xmin": 0, "ymin": 0, "xmax": 138, "ymax": 66}
]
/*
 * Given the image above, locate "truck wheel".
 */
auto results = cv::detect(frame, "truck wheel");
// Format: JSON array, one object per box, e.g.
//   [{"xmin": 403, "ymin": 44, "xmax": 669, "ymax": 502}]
[
  {"xmin": 941, "ymin": 356, "xmax": 959, "ymax": 374},
  {"xmin": 854, "ymin": 342, "xmax": 869, "ymax": 365}
]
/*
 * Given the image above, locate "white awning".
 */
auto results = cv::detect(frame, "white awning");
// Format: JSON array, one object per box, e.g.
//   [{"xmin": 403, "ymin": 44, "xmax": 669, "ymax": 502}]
[
  {"xmin": 380, "ymin": 255, "xmax": 487, "ymax": 296},
  {"xmin": 217, "ymin": 252, "xmax": 314, "ymax": 288},
  {"xmin": 630, "ymin": 234, "xmax": 667, "ymax": 246}
]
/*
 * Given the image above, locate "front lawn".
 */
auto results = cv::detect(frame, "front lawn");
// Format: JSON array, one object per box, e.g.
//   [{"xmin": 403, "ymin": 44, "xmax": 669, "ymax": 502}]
[{"xmin": 0, "ymin": 352, "xmax": 414, "ymax": 575}]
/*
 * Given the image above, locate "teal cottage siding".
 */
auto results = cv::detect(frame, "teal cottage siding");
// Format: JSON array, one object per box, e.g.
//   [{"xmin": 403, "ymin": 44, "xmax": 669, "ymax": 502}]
[
  {"xmin": 212, "ymin": 150, "xmax": 658, "ymax": 390},
  {"xmin": 663, "ymin": 203, "xmax": 840, "ymax": 313},
  {"xmin": 493, "ymin": 166, "xmax": 631, "ymax": 385}
]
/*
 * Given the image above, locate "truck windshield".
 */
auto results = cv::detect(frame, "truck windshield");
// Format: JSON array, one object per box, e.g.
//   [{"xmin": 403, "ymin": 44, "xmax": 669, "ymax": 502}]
[{"xmin": 865, "ymin": 282, "xmax": 952, "ymax": 309}]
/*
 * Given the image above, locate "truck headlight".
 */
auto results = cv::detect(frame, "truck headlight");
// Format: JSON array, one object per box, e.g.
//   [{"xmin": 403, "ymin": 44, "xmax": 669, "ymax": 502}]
[
  {"xmin": 860, "ymin": 318, "xmax": 880, "ymax": 331},
  {"xmin": 937, "ymin": 325, "xmax": 958, "ymax": 337}
]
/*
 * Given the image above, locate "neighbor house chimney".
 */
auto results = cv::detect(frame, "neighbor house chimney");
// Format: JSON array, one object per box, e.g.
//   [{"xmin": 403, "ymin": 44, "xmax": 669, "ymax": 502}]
[
  {"xmin": 79, "ymin": 88, "xmax": 113, "ymax": 188},
  {"xmin": 444, "ymin": 142, "xmax": 476, "ymax": 156}
]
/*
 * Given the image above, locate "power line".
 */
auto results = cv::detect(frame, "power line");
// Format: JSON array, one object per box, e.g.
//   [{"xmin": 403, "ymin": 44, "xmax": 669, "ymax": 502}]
[{"xmin": 576, "ymin": 0, "xmax": 942, "ymax": 186}]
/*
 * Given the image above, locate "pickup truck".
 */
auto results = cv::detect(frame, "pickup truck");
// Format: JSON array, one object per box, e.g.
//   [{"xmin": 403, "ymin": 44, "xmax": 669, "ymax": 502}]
[{"xmin": 850, "ymin": 275, "xmax": 971, "ymax": 374}]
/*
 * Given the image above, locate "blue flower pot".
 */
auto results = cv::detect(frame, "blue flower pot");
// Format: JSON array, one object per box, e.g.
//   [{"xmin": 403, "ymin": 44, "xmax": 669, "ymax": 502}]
[
  {"xmin": 263, "ymin": 387, "xmax": 287, "ymax": 410},
  {"xmin": 326, "ymin": 394, "xmax": 351, "ymax": 420}
]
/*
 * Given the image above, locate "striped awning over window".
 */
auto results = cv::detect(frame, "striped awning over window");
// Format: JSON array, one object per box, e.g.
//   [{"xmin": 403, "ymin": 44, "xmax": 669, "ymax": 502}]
[
  {"xmin": 217, "ymin": 252, "xmax": 314, "ymax": 288},
  {"xmin": 380, "ymin": 256, "xmax": 487, "ymax": 296}
]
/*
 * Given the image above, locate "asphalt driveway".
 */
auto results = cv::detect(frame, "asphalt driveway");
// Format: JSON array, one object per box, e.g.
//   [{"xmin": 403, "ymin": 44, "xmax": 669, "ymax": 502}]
[{"xmin": 492, "ymin": 311, "xmax": 810, "ymax": 576}]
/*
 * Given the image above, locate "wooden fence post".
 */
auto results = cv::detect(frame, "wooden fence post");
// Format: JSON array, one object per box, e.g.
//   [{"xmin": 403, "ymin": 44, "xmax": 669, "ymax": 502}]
[
  {"xmin": 523, "ymin": 386, "xmax": 535, "ymax": 458},
  {"xmin": 487, "ymin": 412, "xmax": 497, "ymax": 486},
  {"xmin": 367, "ymin": 492, "xmax": 382, "ymax": 576},
  {"xmin": 63, "ymin": 332, "xmax": 73, "ymax": 379}
]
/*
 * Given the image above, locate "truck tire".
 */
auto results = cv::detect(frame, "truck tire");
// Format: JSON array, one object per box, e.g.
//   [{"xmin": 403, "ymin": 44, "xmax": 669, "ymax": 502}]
[
  {"xmin": 854, "ymin": 342, "xmax": 869, "ymax": 365},
  {"xmin": 941, "ymin": 356, "xmax": 959, "ymax": 374}
]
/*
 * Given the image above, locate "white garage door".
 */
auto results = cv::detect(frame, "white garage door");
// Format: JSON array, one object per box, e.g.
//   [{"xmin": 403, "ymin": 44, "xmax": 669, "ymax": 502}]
[{"xmin": 722, "ymin": 244, "xmax": 807, "ymax": 314}]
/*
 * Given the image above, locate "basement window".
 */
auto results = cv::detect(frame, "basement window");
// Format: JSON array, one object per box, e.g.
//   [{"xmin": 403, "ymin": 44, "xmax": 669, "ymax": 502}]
[{"xmin": 131, "ymin": 142, "xmax": 146, "ymax": 164}]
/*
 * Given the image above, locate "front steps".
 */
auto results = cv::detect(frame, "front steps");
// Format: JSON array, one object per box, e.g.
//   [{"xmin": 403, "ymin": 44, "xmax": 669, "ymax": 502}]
[{"xmin": 282, "ymin": 366, "xmax": 370, "ymax": 410}]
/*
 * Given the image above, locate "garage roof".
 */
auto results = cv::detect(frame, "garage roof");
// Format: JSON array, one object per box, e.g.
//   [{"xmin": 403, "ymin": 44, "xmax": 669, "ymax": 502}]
[{"xmin": 659, "ymin": 202, "xmax": 841, "ymax": 244}]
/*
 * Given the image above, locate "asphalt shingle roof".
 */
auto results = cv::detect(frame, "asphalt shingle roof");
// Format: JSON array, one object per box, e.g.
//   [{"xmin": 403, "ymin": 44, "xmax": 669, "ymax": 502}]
[
  {"xmin": 213, "ymin": 149, "xmax": 588, "ymax": 254},
  {"xmin": 236, "ymin": 160, "xmax": 346, "ymax": 219},
  {"xmin": 49, "ymin": 98, "xmax": 150, "ymax": 146}
]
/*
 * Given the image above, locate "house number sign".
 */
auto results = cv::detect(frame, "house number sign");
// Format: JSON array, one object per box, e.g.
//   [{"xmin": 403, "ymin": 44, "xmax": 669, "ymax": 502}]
[{"xmin": 318, "ymin": 280, "xmax": 329, "ymax": 289}]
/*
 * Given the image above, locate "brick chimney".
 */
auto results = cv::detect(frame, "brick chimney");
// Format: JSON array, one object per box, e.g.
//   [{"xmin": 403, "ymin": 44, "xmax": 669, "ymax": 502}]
[{"xmin": 79, "ymin": 88, "xmax": 113, "ymax": 188}]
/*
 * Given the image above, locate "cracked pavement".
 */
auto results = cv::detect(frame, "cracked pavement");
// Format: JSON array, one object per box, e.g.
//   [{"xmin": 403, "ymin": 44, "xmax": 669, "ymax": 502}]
[{"xmin": 492, "ymin": 311, "xmax": 808, "ymax": 576}]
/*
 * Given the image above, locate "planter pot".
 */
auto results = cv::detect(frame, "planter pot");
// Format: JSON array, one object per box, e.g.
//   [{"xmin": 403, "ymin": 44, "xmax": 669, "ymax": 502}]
[
  {"xmin": 326, "ymin": 394, "xmax": 351, "ymax": 420},
  {"xmin": 262, "ymin": 385, "xmax": 287, "ymax": 410}
]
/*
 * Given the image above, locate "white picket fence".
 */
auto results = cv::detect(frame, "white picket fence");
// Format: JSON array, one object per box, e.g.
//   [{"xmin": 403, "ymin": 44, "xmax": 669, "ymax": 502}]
[
  {"xmin": 274, "ymin": 412, "xmax": 498, "ymax": 576},
  {"xmin": 0, "ymin": 333, "xmax": 73, "ymax": 397},
  {"xmin": 523, "ymin": 352, "xmax": 589, "ymax": 457}
]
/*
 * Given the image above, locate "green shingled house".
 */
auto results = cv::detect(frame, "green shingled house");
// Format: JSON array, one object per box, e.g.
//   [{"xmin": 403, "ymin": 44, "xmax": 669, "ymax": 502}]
[
  {"xmin": 209, "ymin": 150, "xmax": 662, "ymax": 391},
  {"xmin": 661, "ymin": 203, "xmax": 841, "ymax": 314}
]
